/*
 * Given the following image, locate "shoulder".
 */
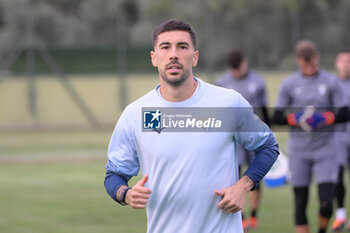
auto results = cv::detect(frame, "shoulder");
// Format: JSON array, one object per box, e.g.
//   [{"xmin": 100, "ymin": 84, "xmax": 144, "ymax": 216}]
[
  {"xmin": 249, "ymin": 70, "xmax": 266, "ymax": 86},
  {"xmin": 319, "ymin": 69, "xmax": 342, "ymax": 89},
  {"xmin": 319, "ymin": 69, "xmax": 338, "ymax": 82},
  {"xmin": 319, "ymin": 69, "xmax": 334, "ymax": 79},
  {"xmin": 201, "ymin": 80, "xmax": 250, "ymax": 107},
  {"xmin": 121, "ymin": 89, "xmax": 158, "ymax": 119},
  {"xmin": 215, "ymin": 71, "xmax": 232, "ymax": 86},
  {"xmin": 281, "ymin": 72, "xmax": 299, "ymax": 87},
  {"xmin": 249, "ymin": 70, "xmax": 264, "ymax": 80}
]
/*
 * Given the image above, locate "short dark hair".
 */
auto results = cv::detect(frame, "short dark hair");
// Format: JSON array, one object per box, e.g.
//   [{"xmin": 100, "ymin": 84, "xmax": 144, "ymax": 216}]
[
  {"xmin": 227, "ymin": 49, "xmax": 244, "ymax": 69},
  {"xmin": 295, "ymin": 40, "xmax": 318, "ymax": 61},
  {"xmin": 152, "ymin": 19, "xmax": 197, "ymax": 49}
]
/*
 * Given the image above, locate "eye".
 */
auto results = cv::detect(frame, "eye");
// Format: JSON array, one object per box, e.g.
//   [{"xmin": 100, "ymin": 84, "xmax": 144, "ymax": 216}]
[
  {"xmin": 160, "ymin": 46, "xmax": 169, "ymax": 50},
  {"xmin": 180, "ymin": 45, "xmax": 188, "ymax": 50}
]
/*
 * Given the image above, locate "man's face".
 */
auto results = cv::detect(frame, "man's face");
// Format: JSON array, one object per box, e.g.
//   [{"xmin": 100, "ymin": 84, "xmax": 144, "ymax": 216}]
[
  {"xmin": 296, "ymin": 54, "xmax": 320, "ymax": 76},
  {"xmin": 151, "ymin": 31, "xmax": 199, "ymax": 86},
  {"xmin": 335, "ymin": 52, "xmax": 350, "ymax": 80},
  {"xmin": 231, "ymin": 59, "xmax": 248, "ymax": 78}
]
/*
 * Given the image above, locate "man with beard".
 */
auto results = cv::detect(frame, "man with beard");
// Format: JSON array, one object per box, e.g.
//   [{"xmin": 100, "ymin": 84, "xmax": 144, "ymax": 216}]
[{"xmin": 104, "ymin": 19, "xmax": 279, "ymax": 233}]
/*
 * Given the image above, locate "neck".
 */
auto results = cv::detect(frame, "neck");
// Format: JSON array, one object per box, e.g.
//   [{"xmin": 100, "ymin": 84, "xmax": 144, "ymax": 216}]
[
  {"xmin": 232, "ymin": 70, "xmax": 248, "ymax": 79},
  {"xmin": 338, "ymin": 74, "xmax": 350, "ymax": 81},
  {"xmin": 302, "ymin": 70, "xmax": 319, "ymax": 77},
  {"xmin": 159, "ymin": 76, "xmax": 198, "ymax": 102}
]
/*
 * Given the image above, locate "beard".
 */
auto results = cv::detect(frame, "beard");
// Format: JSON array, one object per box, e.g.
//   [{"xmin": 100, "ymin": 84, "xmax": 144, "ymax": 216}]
[
  {"xmin": 160, "ymin": 70, "xmax": 190, "ymax": 86},
  {"xmin": 159, "ymin": 61, "xmax": 190, "ymax": 86}
]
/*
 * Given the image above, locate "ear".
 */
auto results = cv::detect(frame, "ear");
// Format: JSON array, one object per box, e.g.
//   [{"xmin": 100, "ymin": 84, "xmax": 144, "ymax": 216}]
[
  {"xmin": 150, "ymin": 51, "xmax": 157, "ymax": 67},
  {"xmin": 242, "ymin": 59, "xmax": 248, "ymax": 67},
  {"xmin": 335, "ymin": 55, "xmax": 339, "ymax": 68},
  {"xmin": 314, "ymin": 53, "xmax": 320, "ymax": 63},
  {"xmin": 192, "ymin": 50, "xmax": 199, "ymax": 67}
]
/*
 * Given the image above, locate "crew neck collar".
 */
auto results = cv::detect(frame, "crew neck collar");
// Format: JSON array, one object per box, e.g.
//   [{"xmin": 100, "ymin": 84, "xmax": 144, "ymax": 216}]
[{"xmin": 155, "ymin": 77, "xmax": 204, "ymax": 106}]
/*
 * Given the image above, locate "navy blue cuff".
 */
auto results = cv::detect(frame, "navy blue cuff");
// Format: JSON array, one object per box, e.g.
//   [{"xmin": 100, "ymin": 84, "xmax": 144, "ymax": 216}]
[
  {"xmin": 104, "ymin": 170, "xmax": 129, "ymax": 203},
  {"xmin": 243, "ymin": 134, "xmax": 279, "ymax": 190}
]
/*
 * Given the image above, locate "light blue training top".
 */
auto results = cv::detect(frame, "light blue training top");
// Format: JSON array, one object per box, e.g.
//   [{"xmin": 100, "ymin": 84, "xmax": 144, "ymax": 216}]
[{"xmin": 107, "ymin": 78, "xmax": 274, "ymax": 233}]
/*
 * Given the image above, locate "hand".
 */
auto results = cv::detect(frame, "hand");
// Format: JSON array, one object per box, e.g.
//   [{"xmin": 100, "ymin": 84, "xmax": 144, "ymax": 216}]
[
  {"xmin": 214, "ymin": 176, "xmax": 253, "ymax": 213},
  {"xmin": 305, "ymin": 112, "xmax": 325, "ymax": 129},
  {"xmin": 288, "ymin": 106, "xmax": 334, "ymax": 131},
  {"xmin": 126, "ymin": 174, "xmax": 152, "ymax": 209},
  {"xmin": 287, "ymin": 108, "xmax": 314, "ymax": 130},
  {"xmin": 289, "ymin": 108, "xmax": 334, "ymax": 131},
  {"xmin": 296, "ymin": 106, "xmax": 315, "ymax": 131}
]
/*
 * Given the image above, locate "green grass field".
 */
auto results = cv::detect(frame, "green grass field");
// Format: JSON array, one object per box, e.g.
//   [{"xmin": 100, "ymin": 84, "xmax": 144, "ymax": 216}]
[
  {"xmin": 0, "ymin": 72, "xmax": 348, "ymax": 233},
  {"xmin": 1, "ymin": 129, "xmax": 345, "ymax": 233},
  {"xmin": 0, "ymin": 129, "xmax": 147, "ymax": 233}
]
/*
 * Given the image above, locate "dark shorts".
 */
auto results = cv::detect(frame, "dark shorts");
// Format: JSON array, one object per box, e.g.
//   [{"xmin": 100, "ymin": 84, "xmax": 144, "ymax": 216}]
[{"xmin": 289, "ymin": 154, "xmax": 338, "ymax": 187}]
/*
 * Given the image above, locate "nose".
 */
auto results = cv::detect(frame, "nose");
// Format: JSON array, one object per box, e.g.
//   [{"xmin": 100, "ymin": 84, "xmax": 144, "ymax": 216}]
[{"xmin": 169, "ymin": 47, "xmax": 179, "ymax": 60}]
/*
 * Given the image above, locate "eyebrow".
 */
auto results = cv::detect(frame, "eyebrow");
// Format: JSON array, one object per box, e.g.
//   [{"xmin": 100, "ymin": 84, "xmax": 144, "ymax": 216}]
[
  {"xmin": 158, "ymin": 42, "xmax": 170, "ymax": 47},
  {"xmin": 158, "ymin": 41, "xmax": 190, "ymax": 48},
  {"xmin": 178, "ymin": 42, "xmax": 190, "ymax": 47}
]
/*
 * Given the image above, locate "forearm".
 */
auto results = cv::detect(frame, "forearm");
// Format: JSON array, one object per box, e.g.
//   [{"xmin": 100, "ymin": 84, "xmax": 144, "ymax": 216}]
[
  {"xmin": 116, "ymin": 185, "xmax": 129, "ymax": 202},
  {"xmin": 272, "ymin": 110, "xmax": 288, "ymax": 125},
  {"xmin": 261, "ymin": 106, "xmax": 271, "ymax": 126},
  {"xmin": 238, "ymin": 175, "xmax": 255, "ymax": 193},
  {"xmin": 334, "ymin": 106, "xmax": 350, "ymax": 123},
  {"xmin": 243, "ymin": 134, "xmax": 279, "ymax": 190},
  {"xmin": 104, "ymin": 170, "xmax": 129, "ymax": 203}
]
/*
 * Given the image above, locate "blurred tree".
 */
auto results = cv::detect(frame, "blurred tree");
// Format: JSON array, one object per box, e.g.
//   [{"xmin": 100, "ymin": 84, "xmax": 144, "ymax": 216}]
[{"xmin": 0, "ymin": 0, "xmax": 349, "ymax": 70}]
